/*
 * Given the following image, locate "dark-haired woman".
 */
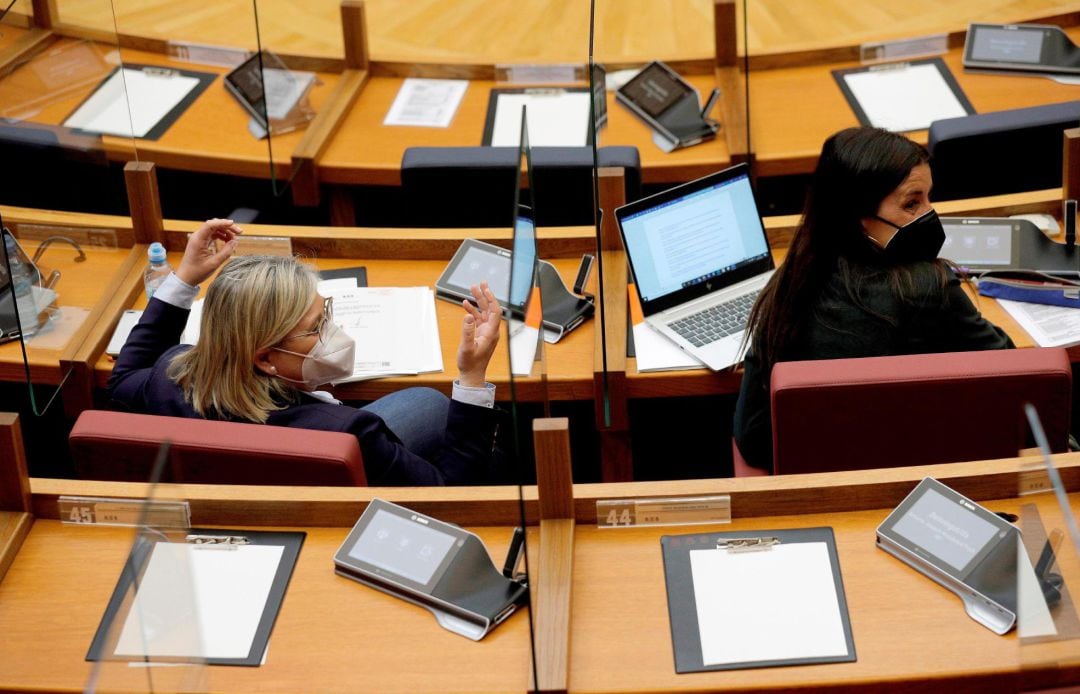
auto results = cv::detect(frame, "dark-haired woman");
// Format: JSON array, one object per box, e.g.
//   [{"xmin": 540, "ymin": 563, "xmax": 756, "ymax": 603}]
[{"xmin": 733, "ymin": 127, "xmax": 1013, "ymax": 472}]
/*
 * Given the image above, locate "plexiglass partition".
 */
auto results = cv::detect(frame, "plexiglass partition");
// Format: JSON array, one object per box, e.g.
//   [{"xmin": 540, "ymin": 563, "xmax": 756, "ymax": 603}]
[{"xmin": 589, "ymin": 0, "xmax": 750, "ymax": 483}]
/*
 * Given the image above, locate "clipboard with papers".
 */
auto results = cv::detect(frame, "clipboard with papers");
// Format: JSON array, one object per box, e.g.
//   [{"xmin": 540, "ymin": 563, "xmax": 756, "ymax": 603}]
[
  {"xmin": 63, "ymin": 64, "xmax": 216, "ymax": 140},
  {"xmin": 482, "ymin": 87, "xmax": 593, "ymax": 147},
  {"xmin": 660, "ymin": 527, "xmax": 856, "ymax": 673},
  {"xmin": 87, "ymin": 529, "xmax": 305, "ymax": 666},
  {"xmin": 831, "ymin": 57, "xmax": 974, "ymax": 133}
]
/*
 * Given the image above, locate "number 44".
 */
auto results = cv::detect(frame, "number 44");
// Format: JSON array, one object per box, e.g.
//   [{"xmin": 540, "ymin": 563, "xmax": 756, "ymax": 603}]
[{"xmin": 605, "ymin": 508, "xmax": 632, "ymax": 526}]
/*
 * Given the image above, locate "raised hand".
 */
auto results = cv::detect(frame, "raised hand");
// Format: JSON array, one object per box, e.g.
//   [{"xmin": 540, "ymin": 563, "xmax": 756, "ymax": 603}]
[
  {"xmin": 456, "ymin": 281, "xmax": 502, "ymax": 388},
  {"xmin": 175, "ymin": 218, "xmax": 243, "ymax": 286}
]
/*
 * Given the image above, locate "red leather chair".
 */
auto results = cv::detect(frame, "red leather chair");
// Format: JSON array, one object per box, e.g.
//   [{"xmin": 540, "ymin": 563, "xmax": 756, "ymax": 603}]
[
  {"xmin": 70, "ymin": 411, "xmax": 366, "ymax": 486},
  {"xmin": 733, "ymin": 348, "xmax": 1072, "ymax": 477}
]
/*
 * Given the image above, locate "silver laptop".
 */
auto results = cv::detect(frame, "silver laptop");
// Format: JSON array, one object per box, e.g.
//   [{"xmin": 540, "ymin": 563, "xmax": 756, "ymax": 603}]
[{"xmin": 616, "ymin": 163, "xmax": 774, "ymax": 371}]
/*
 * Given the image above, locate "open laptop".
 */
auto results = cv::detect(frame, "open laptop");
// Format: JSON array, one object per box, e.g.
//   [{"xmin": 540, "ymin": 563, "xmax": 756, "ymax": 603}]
[{"xmin": 616, "ymin": 162, "xmax": 774, "ymax": 371}]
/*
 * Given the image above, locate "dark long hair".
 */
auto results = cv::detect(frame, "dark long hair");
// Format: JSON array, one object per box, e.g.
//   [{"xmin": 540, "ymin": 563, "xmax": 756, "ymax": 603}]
[{"xmin": 745, "ymin": 127, "xmax": 940, "ymax": 374}]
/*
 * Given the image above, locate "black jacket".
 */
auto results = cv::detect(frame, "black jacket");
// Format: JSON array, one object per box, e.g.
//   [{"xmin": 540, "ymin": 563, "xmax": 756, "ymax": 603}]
[{"xmin": 733, "ymin": 261, "xmax": 1014, "ymax": 471}]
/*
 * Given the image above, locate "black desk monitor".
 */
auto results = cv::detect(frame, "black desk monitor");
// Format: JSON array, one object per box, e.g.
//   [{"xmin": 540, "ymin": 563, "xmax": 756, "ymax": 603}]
[
  {"xmin": 963, "ymin": 23, "xmax": 1080, "ymax": 76},
  {"xmin": 939, "ymin": 217, "xmax": 1080, "ymax": 276}
]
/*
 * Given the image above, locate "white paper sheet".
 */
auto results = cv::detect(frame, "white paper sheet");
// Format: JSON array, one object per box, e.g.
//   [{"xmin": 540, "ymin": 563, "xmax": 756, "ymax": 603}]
[
  {"xmin": 114, "ymin": 543, "xmax": 283, "ymax": 659},
  {"xmin": 841, "ymin": 62, "xmax": 968, "ymax": 132},
  {"xmin": 689, "ymin": 542, "xmax": 849, "ymax": 666},
  {"xmin": 64, "ymin": 68, "xmax": 201, "ymax": 138},
  {"xmin": 333, "ymin": 287, "xmax": 443, "ymax": 382},
  {"xmin": 384, "ymin": 78, "xmax": 468, "ymax": 128},
  {"xmin": 1017, "ymin": 541, "xmax": 1058, "ymax": 638},
  {"xmin": 489, "ymin": 90, "xmax": 591, "ymax": 146},
  {"xmin": 633, "ymin": 322, "xmax": 703, "ymax": 372},
  {"xmin": 997, "ymin": 299, "xmax": 1080, "ymax": 347},
  {"xmin": 509, "ymin": 324, "xmax": 540, "ymax": 376},
  {"xmin": 180, "ymin": 299, "xmax": 203, "ymax": 345}
]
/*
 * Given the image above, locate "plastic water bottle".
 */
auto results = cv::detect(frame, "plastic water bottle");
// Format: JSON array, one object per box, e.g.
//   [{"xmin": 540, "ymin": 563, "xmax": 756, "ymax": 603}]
[
  {"xmin": 4, "ymin": 233, "xmax": 38, "ymax": 336},
  {"xmin": 144, "ymin": 242, "xmax": 172, "ymax": 299}
]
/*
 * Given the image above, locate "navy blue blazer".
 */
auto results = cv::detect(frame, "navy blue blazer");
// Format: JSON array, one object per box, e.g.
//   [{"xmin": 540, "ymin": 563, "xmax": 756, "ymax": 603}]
[{"xmin": 107, "ymin": 297, "xmax": 502, "ymax": 486}]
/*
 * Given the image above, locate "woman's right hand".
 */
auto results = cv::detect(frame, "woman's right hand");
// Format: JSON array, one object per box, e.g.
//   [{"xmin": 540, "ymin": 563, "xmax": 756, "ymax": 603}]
[{"xmin": 175, "ymin": 218, "xmax": 243, "ymax": 286}]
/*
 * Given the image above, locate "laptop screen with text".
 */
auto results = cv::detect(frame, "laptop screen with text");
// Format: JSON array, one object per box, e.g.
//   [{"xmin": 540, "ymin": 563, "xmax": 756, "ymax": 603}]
[{"xmin": 619, "ymin": 167, "xmax": 770, "ymax": 309}]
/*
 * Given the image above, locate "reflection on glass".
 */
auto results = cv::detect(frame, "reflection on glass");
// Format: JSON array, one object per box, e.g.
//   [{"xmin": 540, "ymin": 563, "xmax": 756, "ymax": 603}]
[
  {"xmin": 1018, "ymin": 405, "xmax": 1080, "ymax": 686},
  {"xmin": 84, "ymin": 443, "xmax": 207, "ymax": 692}
]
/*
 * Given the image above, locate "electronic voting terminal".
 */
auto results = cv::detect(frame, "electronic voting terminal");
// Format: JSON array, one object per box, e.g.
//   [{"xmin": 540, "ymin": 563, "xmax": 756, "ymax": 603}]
[
  {"xmin": 877, "ymin": 478, "xmax": 1019, "ymax": 634},
  {"xmin": 334, "ymin": 499, "xmax": 528, "ymax": 640}
]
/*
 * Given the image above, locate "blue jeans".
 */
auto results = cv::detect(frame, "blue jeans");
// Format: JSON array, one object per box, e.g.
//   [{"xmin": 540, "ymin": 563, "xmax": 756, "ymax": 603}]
[{"xmin": 361, "ymin": 387, "xmax": 449, "ymax": 461}]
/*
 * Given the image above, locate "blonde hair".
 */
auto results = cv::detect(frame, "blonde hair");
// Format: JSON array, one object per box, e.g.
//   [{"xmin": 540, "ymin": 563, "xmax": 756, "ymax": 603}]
[{"xmin": 168, "ymin": 255, "xmax": 317, "ymax": 423}]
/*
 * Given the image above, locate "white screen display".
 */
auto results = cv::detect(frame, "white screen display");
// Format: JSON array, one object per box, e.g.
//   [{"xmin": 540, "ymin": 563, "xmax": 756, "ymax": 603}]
[
  {"xmin": 620, "ymin": 174, "xmax": 768, "ymax": 303},
  {"xmin": 971, "ymin": 27, "xmax": 1044, "ymax": 64},
  {"xmin": 891, "ymin": 488, "xmax": 1001, "ymax": 572},
  {"xmin": 349, "ymin": 510, "xmax": 457, "ymax": 585}
]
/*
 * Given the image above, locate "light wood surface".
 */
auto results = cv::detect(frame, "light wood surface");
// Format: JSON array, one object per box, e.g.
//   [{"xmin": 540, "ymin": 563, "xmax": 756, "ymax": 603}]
[
  {"xmin": 1, "ymin": 459, "xmax": 1078, "ymax": 692},
  {"xmin": 750, "ymin": 27, "xmax": 1080, "ymax": 177},
  {"xmin": 318, "ymin": 73, "xmax": 731, "ymax": 187},
  {"xmin": 45, "ymin": 0, "xmax": 1080, "ymax": 66},
  {"xmin": 3, "ymin": 37, "xmax": 341, "ymax": 177}
]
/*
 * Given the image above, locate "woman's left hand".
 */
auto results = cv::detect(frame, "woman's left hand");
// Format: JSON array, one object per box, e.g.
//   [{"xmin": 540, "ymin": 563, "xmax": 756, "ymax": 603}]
[
  {"xmin": 456, "ymin": 282, "xmax": 502, "ymax": 388},
  {"xmin": 175, "ymin": 218, "xmax": 243, "ymax": 286}
]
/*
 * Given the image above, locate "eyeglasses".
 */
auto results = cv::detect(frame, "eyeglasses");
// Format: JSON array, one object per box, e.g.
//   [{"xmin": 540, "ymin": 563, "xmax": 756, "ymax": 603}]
[{"xmin": 282, "ymin": 296, "xmax": 333, "ymax": 343}]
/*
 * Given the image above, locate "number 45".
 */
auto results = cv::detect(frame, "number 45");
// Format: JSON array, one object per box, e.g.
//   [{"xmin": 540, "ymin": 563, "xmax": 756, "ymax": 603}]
[{"xmin": 69, "ymin": 506, "xmax": 92, "ymax": 523}]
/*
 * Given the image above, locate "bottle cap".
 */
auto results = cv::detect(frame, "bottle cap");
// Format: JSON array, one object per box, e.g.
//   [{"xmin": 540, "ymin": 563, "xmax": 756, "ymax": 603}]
[{"xmin": 148, "ymin": 242, "xmax": 167, "ymax": 263}]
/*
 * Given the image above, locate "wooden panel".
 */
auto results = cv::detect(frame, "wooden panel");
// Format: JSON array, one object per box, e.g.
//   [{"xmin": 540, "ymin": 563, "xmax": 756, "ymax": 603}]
[
  {"xmin": 1065, "ymin": 127, "xmax": 1080, "ymax": 204},
  {"xmin": 0, "ymin": 26, "xmax": 52, "ymax": 72},
  {"xmin": 290, "ymin": 68, "xmax": 369, "ymax": 207},
  {"xmin": 532, "ymin": 518, "xmax": 574, "ymax": 694},
  {"xmin": 0, "ymin": 414, "xmax": 31, "ymax": 514},
  {"xmin": 534, "ymin": 418, "xmax": 573, "ymax": 521},
  {"xmin": 713, "ymin": 0, "xmax": 737, "ymax": 68},
  {"xmin": 0, "ymin": 511, "xmax": 32, "ymax": 583},
  {"xmin": 123, "ymin": 161, "xmax": 163, "ymax": 246},
  {"xmin": 341, "ymin": 0, "xmax": 369, "ymax": 71}
]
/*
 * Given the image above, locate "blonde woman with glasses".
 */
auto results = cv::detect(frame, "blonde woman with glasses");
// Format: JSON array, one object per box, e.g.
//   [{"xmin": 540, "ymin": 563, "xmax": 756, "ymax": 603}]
[{"xmin": 109, "ymin": 219, "xmax": 505, "ymax": 485}]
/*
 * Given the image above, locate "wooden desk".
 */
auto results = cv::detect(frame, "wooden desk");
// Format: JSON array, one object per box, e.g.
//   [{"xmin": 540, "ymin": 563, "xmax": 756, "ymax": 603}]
[
  {"xmin": 750, "ymin": 27, "xmax": 1080, "ymax": 177},
  {"xmin": 0, "ymin": 238, "xmax": 139, "ymax": 385},
  {"xmin": 318, "ymin": 74, "xmax": 732, "ymax": 188},
  {"xmin": 89, "ymin": 252, "xmax": 597, "ymax": 402},
  {"xmin": 0, "ymin": 456, "xmax": 1077, "ymax": 692},
  {"xmin": 2, "ymin": 37, "xmax": 340, "ymax": 178}
]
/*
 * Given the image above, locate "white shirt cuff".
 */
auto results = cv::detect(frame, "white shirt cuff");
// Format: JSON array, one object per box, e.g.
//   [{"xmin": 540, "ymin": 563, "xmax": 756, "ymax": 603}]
[
  {"xmin": 153, "ymin": 273, "xmax": 199, "ymax": 309},
  {"xmin": 452, "ymin": 380, "xmax": 496, "ymax": 409}
]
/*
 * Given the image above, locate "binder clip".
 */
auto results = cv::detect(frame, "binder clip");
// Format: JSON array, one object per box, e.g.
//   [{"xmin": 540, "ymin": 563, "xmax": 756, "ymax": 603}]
[{"xmin": 716, "ymin": 536, "xmax": 779, "ymax": 553}]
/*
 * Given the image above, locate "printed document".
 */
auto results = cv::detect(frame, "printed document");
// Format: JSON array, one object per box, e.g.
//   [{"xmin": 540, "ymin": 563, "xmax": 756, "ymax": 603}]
[
  {"xmin": 384, "ymin": 78, "xmax": 468, "ymax": 128},
  {"xmin": 689, "ymin": 542, "xmax": 850, "ymax": 666},
  {"xmin": 332, "ymin": 287, "xmax": 443, "ymax": 381},
  {"xmin": 997, "ymin": 299, "xmax": 1080, "ymax": 347},
  {"xmin": 840, "ymin": 62, "xmax": 968, "ymax": 132}
]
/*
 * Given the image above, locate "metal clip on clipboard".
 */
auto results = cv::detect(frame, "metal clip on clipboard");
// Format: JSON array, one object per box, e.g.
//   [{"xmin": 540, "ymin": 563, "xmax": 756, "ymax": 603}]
[{"xmin": 716, "ymin": 536, "xmax": 779, "ymax": 552}]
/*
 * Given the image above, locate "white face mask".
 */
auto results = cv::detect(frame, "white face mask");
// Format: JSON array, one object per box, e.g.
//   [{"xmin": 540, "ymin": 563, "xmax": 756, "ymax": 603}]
[{"xmin": 271, "ymin": 321, "xmax": 355, "ymax": 388}]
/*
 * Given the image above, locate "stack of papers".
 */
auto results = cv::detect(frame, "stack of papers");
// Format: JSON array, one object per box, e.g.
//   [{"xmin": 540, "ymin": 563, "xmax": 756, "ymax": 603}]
[
  {"xmin": 628, "ymin": 285, "xmax": 702, "ymax": 372},
  {"xmin": 997, "ymin": 299, "xmax": 1080, "ymax": 347},
  {"xmin": 330, "ymin": 286, "xmax": 443, "ymax": 382},
  {"xmin": 181, "ymin": 278, "xmax": 443, "ymax": 381}
]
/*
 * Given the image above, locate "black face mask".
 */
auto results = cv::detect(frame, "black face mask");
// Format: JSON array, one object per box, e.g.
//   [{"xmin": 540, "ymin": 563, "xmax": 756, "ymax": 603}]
[{"xmin": 872, "ymin": 208, "xmax": 945, "ymax": 264}]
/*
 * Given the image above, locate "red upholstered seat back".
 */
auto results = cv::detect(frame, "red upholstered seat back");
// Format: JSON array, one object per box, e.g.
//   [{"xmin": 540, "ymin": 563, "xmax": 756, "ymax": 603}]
[
  {"xmin": 769, "ymin": 348, "xmax": 1072, "ymax": 475},
  {"xmin": 70, "ymin": 411, "xmax": 366, "ymax": 486}
]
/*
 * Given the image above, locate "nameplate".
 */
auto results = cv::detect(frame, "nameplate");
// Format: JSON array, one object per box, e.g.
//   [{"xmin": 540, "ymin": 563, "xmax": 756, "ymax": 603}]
[
  {"xmin": 167, "ymin": 41, "xmax": 250, "ymax": 68},
  {"xmin": 860, "ymin": 34, "xmax": 948, "ymax": 64},
  {"xmin": 1018, "ymin": 461, "xmax": 1056, "ymax": 496},
  {"xmin": 495, "ymin": 63, "xmax": 584, "ymax": 85},
  {"xmin": 59, "ymin": 496, "xmax": 191, "ymax": 528},
  {"xmin": 597, "ymin": 495, "xmax": 731, "ymax": 528},
  {"xmin": 208, "ymin": 233, "xmax": 293, "ymax": 257},
  {"xmin": 16, "ymin": 223, "xmax": 118, "ymax": 250}
]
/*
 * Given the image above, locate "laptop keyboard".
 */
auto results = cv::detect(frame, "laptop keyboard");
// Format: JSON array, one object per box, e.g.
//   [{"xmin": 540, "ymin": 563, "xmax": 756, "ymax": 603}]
[{"xmin": 668, "ymin": 291, "xmax": 759, "ymax": 348}]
